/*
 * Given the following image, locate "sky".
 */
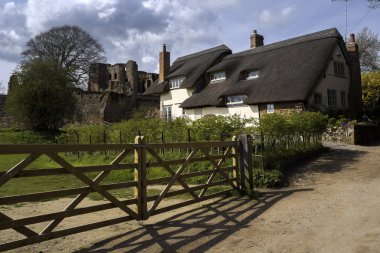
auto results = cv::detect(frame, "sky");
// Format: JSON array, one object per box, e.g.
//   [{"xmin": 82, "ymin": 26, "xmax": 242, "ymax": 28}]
[{"xmin": 0, "ymin": 0, "xmax": 379, "ymax": 93}]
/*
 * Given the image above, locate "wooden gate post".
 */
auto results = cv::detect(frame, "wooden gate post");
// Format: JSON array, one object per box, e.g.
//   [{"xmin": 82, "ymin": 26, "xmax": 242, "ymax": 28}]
[
  {"xmin": 239, "ymin": 134, "xmax": 253, "ymax": 192},
  {"xmin": 134, "ymin": 136, "xmax": 148, "ymax": 220},
  {"xmin": 231, "ymin": 136, "xmax": 239, "ymax": 190}
]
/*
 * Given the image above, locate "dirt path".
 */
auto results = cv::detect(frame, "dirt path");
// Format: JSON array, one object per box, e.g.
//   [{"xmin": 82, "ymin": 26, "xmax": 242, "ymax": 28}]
[{"xmin": 2, "ymin": 142, "xmax": 380, "ymax": 252}]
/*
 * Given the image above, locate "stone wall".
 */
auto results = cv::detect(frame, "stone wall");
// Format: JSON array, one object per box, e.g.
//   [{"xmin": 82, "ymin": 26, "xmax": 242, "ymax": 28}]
[
  {"xmin": 74, "ymin": 91, "xmax": 159, "ymax": 124},
  {"xmin": 88, "ymin": 60, "xmax": 158, "ymax": 95},
  {"xmin": 0, "ymin": 95, "xmax": 11, "ymax": 127},
  {"xmin": 84, "ymin": 59, "xmax": 159, "ymax": 124}
]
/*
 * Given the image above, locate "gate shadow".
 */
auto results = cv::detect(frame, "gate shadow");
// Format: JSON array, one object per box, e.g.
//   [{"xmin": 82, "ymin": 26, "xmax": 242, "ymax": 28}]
[{"xmin": 76, "ymin": 188, "xmax": 313, "ymax": 253}]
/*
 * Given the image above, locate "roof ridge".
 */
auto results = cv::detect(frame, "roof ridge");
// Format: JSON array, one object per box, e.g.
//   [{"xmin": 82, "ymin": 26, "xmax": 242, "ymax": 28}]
[
  {"xmin": 175, "ymin": 44, "xmax": 231, "ymax": 62},
  {"xmin": 225, "ymin": 28, "xmax": 341, "ymax": 59}
]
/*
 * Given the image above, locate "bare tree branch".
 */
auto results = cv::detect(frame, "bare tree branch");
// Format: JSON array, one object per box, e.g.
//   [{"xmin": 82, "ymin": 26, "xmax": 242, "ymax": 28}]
[
  {"xmin": 368, "ymin": 0, "xmax": 380, "ymax": 9},
  {"xmin": 22, "ymin": 25, "xmax": 106, "ymax": 89},
  {"xmin": 356, "ymin": 27, "xmax": 380, "ymax": 71}
]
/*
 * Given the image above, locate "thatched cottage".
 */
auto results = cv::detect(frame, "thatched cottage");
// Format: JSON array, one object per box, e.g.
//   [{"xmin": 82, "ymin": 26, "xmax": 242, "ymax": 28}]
[{"xmin": 144, "ymin": 28, "xmax": 362, "ymax": 120}]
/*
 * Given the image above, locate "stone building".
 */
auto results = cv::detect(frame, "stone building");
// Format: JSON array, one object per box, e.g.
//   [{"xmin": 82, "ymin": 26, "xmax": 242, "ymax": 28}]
[
  {"xmin": 76, "ymin": 60, "xmax": 159, "ymax": 124},
  {"xmin": 88, "ymin": 60, "xmax": 157, "ymax": 94}
]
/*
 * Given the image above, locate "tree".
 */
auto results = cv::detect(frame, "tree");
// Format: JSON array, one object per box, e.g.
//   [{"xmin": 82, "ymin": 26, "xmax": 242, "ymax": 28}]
[
  {"xmin": 368, "ymin": 0, "xmax": 380, "ymax": 9},
  {"xmin": 356, "ymin": 27, "xmax": 380, "ymax": 71},
  {"xmin": 22, "ymin": 25, "xmax": 106, "ymax": 88},
  {"xmin": 0, "ymin": 82, "xmax": 5, "ymax": 95},
  {"xmin": 361, "ymin": 70, "xmax": 380, "ymax": 117},
  {"xmin": 6, "ymin": 60, "xmax": 76, "ymax": 130}
]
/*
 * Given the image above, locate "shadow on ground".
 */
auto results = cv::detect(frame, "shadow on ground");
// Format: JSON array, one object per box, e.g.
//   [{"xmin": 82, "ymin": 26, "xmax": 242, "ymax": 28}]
[
  {"xmin": 285, "ymin": 146, "xmax": 367, "ymax": 184},
  {"xmin": 76, "ymin": 188, "xmax": 312, "ymax": 253}
]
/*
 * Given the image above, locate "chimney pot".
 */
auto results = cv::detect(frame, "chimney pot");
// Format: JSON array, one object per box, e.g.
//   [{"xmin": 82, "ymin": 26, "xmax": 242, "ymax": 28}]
[
  {"xmin": 159, "ymin": 44, "xmax": 170, "ymax": 82},
  {"xmin": 250, "ymin": 29, "xmax": 264, "ymax": 49},
  {"xmin": 349, "ymin": 33, "xmax": 355, "ymax": 43}
]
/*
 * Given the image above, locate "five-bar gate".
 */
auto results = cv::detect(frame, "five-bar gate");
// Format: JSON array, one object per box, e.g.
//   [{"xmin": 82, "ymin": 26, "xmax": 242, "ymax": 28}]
[{"xmin": 0, "ymin": 136, "xmax": 252, "ymax": 251}]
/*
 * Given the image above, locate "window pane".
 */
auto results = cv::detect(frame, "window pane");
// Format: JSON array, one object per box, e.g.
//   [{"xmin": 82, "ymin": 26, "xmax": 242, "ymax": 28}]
[
  {"xmin": 226, "ymin": 95, "xmax": 247, "ymax": 104},
  {"xmin": 210, "ymin": 71, "xmax": 226, "ymax": 82},
  {"xmin": 169, "ymin": 77, "xmax": 185, "ymax": 89},
  {"xmin": 246, "ymin": 71, "xmax": 260, "ymax": 79},
  {"xmin": 267, "ymin": 104, "xmax": 274, "ymax": 113}
]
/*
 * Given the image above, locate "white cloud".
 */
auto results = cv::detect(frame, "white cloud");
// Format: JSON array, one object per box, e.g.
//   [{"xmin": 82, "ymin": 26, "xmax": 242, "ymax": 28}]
[
  {"xmin": 259, "ymin": 5, "xmax": 296, "ymax": 28},
  {"xmin": 4, "ymin": 2, "xmax": 16, "ymax": 13},
  {"xmin": 98, "ymin": 7, "xmax": 116, "ymax": 20}
]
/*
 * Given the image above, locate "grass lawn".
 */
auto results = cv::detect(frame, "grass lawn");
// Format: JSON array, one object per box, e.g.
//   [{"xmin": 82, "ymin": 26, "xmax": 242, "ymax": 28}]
[{"xmin": 0, "ymin": 128, "xmax": 234, "ymax": 202}]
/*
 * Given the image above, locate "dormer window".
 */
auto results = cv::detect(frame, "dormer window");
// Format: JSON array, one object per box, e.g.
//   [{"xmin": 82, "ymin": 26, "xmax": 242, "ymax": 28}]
[
  {"xmin": 246, "ymin": 70, "xmax": 260, "ymax": 79},
  {"xmin": 226, "ymin": 95, "xmax": 247, "ymax": 105},
  {"xmin": 210, "ymin": 71, "xmax": 226, "ymax": 82},
  {"xmin": 169, "ymin": 76, "xmax": 185, "ymax": 89}
]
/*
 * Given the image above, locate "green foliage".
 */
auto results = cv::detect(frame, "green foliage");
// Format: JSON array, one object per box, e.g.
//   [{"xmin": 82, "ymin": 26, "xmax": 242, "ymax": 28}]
[
  {"xmin": 259, "ymin": 112, "xmax": 327, "ymax": 151},
  {"xmin": 190, "ymin": 114, "xmax": 251, "ymax": 141},
  {"xmin": 362, "ymin": 70, "xmax": 380, "ymax": 117},
  {"xmin": 6, "ymin": 60, "xmax": 76, "ymax": 131},
  {"xmin": 254, "ymin": 169, "xmax": 284, "ymax": 188}
]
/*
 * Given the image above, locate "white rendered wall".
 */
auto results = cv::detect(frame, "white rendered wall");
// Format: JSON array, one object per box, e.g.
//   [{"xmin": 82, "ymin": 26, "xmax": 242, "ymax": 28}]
[
  {"xmin": 184, "ymin": 104, "xmax": 259, "ymax": 120},
  {"xmin": 160, "ymin": 88, "xmax": 193, "ymax": 119},
  {"xmin": 309, "ymin": 45, "xmax": 351, "ymax": 109}
]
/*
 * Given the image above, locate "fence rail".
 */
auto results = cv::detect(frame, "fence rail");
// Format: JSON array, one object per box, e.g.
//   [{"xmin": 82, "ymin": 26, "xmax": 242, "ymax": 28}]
[{"xmin": 0, "ymin": 136, "xmax": 250, "ymax": 251}]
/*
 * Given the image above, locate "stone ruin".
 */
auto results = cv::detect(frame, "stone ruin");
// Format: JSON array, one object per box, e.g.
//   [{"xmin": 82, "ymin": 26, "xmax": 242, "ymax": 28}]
[
  {"xmin": 0, "ymin": 60, "xmax": 159, "ymax": 127},
  {"xmin": 75, "ymin": 60, "xmax": 159, "ymax": 124}
]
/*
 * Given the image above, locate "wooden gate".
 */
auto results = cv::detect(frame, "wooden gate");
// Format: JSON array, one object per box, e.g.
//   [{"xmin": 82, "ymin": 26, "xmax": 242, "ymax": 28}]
[{"xmin": 0, "ymin": 137, "xmax": 241, "ymax": 251}]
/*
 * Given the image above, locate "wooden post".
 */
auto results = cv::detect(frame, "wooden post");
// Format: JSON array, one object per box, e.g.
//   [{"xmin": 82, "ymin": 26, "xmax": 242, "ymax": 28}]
[
  {"xmin": 134, "ymin": 136, "xmax": 148, "ymax": 220},
  {"xmin": 76, "ymin": 133, "xmax": 80, "ymax": 158},
  {"xmin": 231, "ymin": 136, "xmax": 239, "ymax": 190},
  {"xmin": 161, "ymin": 131, "xmax": 164, "ymax": 154},
  {"xmin": 239, "ymin": 134, "xmax": 253, "ymax": 192}
]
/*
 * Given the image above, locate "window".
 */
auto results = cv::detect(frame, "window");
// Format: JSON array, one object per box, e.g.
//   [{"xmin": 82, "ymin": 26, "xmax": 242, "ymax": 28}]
[
  {"xmin": 314, "ymin": 93, "xmax": 322, "ymax": 105},
  {"xmin": 210, "ymin": 71, "xmax": 226, "ymax": 82},
  {"xmin": 246, "ymin": 70, "xmax": 260, "ymax": 79},
  {"xmin": 267, "ymin": 104, "xmax": 274, "ymax": 113},
  {"xmin": 226, "ymin": 95, "xmax": 247, "ymax": 105},
  {"xmin": 327, "ymin": 89, "xmax": 337, "ymax": 107},
  {"xmin": 169, "ymin": 76, "xmax": 185, "ymax": 89},
  {"xmin": 341, "ymin": 91, "xmax": 347, "ymax": 107},
  {"xmin": 334, "ymin": 61, "xmax": 345, "ymax": 78},
  {"xmin": 163, "ymin": 105, "xmax": 172, "ymax": 120},
  {"xmin": 114, "ymin": 73, "xmax": 117, "ymax": 79}
]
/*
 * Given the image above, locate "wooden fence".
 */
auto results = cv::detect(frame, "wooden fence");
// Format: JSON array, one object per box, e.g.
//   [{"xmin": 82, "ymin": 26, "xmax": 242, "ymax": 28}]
[{"xmin": 0, "ymin": 136, "xmax": 252, "ymax": 251}]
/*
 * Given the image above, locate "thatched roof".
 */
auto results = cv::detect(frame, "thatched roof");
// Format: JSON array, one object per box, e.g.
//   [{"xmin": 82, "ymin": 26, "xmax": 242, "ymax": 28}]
[
  {"xmin": 144, "ymin": 45, "xmax": 231, "ymax": 95},
  {"xmin": 181, "ymin": 28, "xmax": 347, "ymax": 108}
]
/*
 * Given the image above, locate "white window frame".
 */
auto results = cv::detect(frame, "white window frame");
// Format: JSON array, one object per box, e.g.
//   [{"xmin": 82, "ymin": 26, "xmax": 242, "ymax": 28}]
[
  {"xmin": 210, "ymin": 71, "xmax": 226, "ymax": 82},
  {"xmin": 169, "ymin": 76, "xmax": 185, "ymax": 89},
  {"xmin": 246, "ymin": 70, "xmax": 260, "ymax": 80},
  {"xmin": 267, "ymin": 104, "xmax": 274, "ymax": 113},
  {"xmin": 163, "ymin": 105, "xmax": 172, "ymax": 120},
  {"xmin": 226, "ymin": 95, "xmax": 247, "ymax": 105}
]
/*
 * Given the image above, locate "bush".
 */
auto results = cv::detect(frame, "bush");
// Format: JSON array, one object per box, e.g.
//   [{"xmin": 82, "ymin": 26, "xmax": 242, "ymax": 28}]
[
  {"xmin": 254, "ymin": 169, "xmax": 284, "ymax": 188},
  {"xmin": 6, "ymin": 60, "xmax": 76, "ymax": 131}
]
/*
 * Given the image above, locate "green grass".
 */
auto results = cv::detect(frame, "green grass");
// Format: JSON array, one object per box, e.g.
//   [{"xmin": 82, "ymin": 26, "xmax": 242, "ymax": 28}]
[
  {"xmin": 0, "ymin": 129, "xmax": 235, "ymax": 202},
  {"xmin": 0, "ymin": 128, "xmax": 57, "ymax": 144}
]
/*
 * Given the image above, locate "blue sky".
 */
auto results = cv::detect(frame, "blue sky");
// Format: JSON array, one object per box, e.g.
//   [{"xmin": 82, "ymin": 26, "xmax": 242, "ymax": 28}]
[{"xmin": 0, "ymin": 0, "xmax": 379, "ymax": 93}]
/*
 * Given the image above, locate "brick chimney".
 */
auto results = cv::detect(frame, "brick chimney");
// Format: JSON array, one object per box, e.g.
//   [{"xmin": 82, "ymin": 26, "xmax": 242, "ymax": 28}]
[
  {"xmin": 250, "ymin": 30, "xmax": 264, "ymax": 49},
  {"xmin": 159, "ymin": 44, "xmax": 170, "ymax": 82},
  {"xmin": 346, "ymin": 33, "xmax": 362, "ymax": 119}
]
